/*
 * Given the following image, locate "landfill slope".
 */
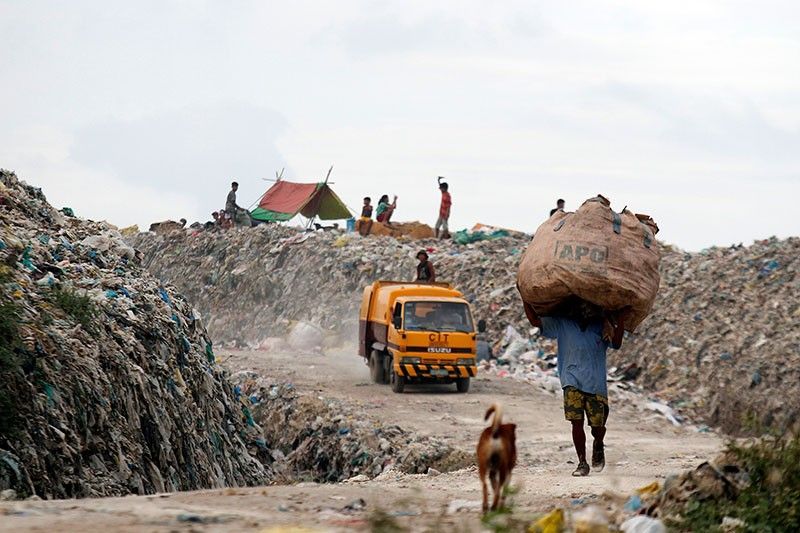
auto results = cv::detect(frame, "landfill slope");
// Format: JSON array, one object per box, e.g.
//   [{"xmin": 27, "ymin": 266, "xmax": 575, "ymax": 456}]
[
  {"xmin": 133, "ymin": 226, "xmax": 798, "ymax": 435},
  {"xmin": 0, "ymin": 170, "xmax": 269, "ymax": 499},
  {"xmin": 131, "ymin": 225, "xmax": 532, "ymax": 347},
  {"xmin": 612, "ymin": 239, "xmax": 800, "ymax": 435}
]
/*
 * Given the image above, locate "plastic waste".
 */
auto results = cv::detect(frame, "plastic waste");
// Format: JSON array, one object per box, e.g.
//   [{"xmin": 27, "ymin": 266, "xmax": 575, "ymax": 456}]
[
  {"xmin": 573, "ymin": 505, "xmax": 609, "ymax": 533},
  {"xmin": 0, "ymin": 169, "xmax": 269, "ymax": 499},
  {"xmin": 620, "ymin": 516, "xmax": 666, "ymax": 533},
  {"xmin": 529, "ymin": 508, "xmax": 564, "ymax": 533}
]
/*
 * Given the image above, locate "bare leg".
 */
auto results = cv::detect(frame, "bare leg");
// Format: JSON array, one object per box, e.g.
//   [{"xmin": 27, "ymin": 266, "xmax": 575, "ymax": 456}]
[
  {"xmin": 571, "ymin": 420, "xmax": 586, "ymax": 463},
  {"xmin": 591, "ymin": 426, "xmax": 606, "ymax": 470},
  {"xmin": 591, "ymin": 425, "xmax": 606, "ymax": 444}
]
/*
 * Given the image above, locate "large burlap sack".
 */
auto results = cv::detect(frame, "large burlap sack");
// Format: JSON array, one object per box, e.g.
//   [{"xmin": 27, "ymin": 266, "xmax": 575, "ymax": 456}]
[{"xmin": 517, "ymin": 195, "xmax": 660, "ymax": 331}]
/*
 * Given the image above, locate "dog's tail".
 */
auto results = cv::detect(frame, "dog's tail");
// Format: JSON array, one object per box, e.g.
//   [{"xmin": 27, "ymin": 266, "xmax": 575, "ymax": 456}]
[{"xmin": 484, "ymin": 403, "xmax": 503, "ymax": 437}]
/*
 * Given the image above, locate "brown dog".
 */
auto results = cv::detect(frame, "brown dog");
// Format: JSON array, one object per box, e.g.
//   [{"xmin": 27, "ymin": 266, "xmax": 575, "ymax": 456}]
[{"xmin": 477, "ymin": 403, "xmax": 517, "ymax": 512}]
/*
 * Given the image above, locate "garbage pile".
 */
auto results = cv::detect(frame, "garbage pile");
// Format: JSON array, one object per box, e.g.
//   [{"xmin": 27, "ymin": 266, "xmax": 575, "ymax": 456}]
[
  {"xmin": 131, "ymin": 223, "xmax": 798, "ymax": 435},
  {"xmin": 230, "ymin": 371, "xmax": 473, "ymax": 482},
  {"xmin": 612, "ymin": 238, "xmax": 799, "ymax": 435},
  {"xmin": 131, "ymin": 225, "xmax": 533, "ymax": 347},
  {"xmin": 0, "ymin": 170, "xmax": 269, "ymax": 499},
  {"xmin": 589, "ymin": 432, "xmax": 800, "ymax": 532}
]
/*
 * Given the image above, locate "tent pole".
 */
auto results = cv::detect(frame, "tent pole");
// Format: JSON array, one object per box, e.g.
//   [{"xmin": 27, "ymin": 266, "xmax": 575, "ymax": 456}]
[{"xmin": 324, "ymin": 165, "xmax": 333, "ymax": 184}]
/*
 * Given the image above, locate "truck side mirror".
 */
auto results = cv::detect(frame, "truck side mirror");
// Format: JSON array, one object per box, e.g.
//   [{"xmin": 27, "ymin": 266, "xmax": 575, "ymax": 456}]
[{"xmin": 392, "ymin": 316, "xmax": 402, "ymax": 330}]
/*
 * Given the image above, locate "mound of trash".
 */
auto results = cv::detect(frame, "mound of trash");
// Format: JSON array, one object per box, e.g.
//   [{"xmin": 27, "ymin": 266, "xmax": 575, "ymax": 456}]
[
  {"xmin": 130, "ymin": 224, "xmax": 532, "ymax": 347},
  {"xmin": 611, "ymin": 238, "xmax": 799, "ymax": 435},
  {"xmin": 131, "ymin": 224, "xmax": 798, "ymax": 435},
  {"xmin": 231, "ymin": 372, "xmax": 473, "ymax": 483},
  {"xmin": 0, "ymin": 170, "xmax": 269, "ymax": 499}
]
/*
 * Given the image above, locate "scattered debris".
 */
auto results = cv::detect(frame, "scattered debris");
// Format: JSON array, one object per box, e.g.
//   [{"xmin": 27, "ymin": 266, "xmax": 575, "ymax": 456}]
[{"xmin": 0, "ymin": 170, "xmax": 269, "ymax": 499}]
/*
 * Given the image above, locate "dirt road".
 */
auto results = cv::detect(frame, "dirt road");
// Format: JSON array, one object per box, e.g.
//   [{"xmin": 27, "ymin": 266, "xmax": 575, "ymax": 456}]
[{"xmin": 0, "ymin": 346, "xmax": 720, "ymax": 532}]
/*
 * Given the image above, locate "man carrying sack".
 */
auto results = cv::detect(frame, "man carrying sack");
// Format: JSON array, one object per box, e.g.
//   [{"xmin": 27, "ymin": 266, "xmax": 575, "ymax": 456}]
[
  {"xmin": 517, "ymin": 194, "xmax": 659, "ymax": 476},
  {"xmin": 523, "ymin": 298, "xmax": 624, "ymax": 476}
]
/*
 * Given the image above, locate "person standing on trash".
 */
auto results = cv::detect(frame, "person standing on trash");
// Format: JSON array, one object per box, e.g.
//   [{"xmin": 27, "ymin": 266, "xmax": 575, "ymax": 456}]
[
  {"xmin": 357, "ymin": 197, "xmax": 373, "ymax": 236},
  {"xmin": 226, "ymin": 181, "xmax": 242, "ymax": 225},
  {"xmin": 415, "ymin": 250, "xmax": 436, "ymax": 283},
  {"xmin": 376, "ymin": 194, "xmax": 397, "ymax": 224},
  {"xmin": 435, "ymin": 177, "xmax": 451, "ymax": 239},
  {"xmin": 550, "ymin": 198, "xmax": 565, "ymax": 217},
  {"xmin": 522, "ymin": 299, "xmax": 624, "ymax": 477}
]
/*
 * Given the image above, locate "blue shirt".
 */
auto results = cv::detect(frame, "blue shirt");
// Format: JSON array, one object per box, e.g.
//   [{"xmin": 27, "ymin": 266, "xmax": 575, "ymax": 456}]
[{"xmin": 540, "ymin": 316, "xmax": 611, "ymax": 397}]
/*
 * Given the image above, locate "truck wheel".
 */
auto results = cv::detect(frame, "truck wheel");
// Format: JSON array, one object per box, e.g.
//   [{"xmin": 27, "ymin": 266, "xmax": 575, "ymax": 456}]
[
  {"xmin": 390, "ymin": 365, "xmax": 405, "ymax": 393},
  {"xmin": 456, "ymin": 378, "xmax": 470, "ymax": 393},
  {"xmin": 369, "ymin": 350, "xmax": 385, "ymax": 384}
]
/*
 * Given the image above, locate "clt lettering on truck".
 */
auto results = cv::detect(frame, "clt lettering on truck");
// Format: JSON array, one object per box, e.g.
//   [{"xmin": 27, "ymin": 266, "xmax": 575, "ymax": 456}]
[{"xmin": 358, "ymin": 280, "xmax": 478, "ymax": 393}]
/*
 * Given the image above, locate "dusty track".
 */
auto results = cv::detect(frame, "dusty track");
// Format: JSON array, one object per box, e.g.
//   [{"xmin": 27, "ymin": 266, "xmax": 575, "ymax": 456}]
[{"xmin": 0, "ymin": 346, "xmax": 720, "ymax": 532}]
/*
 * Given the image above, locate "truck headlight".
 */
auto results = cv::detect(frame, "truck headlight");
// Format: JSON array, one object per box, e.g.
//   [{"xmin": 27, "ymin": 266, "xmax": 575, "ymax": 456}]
[
  {"xmin": 401, "ymin": 357, "xmax": 421, "ymax": 364},
  {"xmin": 456, "ymin": 358, "xmax": 475, "ymax": 366}
]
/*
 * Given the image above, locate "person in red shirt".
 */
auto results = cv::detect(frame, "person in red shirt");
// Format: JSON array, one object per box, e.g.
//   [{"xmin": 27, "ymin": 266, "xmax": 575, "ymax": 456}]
[{"xmin": 435, "ymin": 177, "xmax": 452, "ymax": 239}]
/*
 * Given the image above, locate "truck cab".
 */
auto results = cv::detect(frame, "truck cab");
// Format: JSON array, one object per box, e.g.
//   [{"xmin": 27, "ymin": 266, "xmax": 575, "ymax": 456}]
[{"xmin": 359, "ymin": 281, "xmax": 478, "ymax": 393}]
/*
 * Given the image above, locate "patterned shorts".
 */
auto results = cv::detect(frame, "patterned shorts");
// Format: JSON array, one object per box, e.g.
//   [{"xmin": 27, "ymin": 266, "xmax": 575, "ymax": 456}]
[{"xmin": 563, "ymin": 386, "xmax": 609, "ymax": 427}]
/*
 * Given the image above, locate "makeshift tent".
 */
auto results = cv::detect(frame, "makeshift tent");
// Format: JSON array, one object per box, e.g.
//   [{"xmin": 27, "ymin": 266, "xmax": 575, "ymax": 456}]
[{"xmin": 250, "ymin": 180, "xmax": 352, "ymax": 223}]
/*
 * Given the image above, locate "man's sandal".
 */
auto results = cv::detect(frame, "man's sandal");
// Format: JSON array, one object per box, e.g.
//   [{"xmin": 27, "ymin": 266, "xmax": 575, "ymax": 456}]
[{"xmin": 572, "ymin": 461, "xmax": 590, "ymax": 477}]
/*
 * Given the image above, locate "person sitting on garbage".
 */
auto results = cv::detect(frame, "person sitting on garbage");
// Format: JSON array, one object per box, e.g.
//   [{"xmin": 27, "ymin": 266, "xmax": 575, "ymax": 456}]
[
  {"xmin": 205, "ymin": 212, "xmax": 219, "ymax": 230},
  {"xmin": 435, "ymin": 177, "xmax": 451, "ymax": 239},
  {"xmin": 376, "ymin": 194, "xmax": 397, "ymax": 224},
  {"xmin": 522, "ymin": 298, "xmax": 624, "ymax": 477},
  {"xmin": 550, "ymin": 198, "xmax": 565, "ymax": 217},
  {"xmin": 415, "ymin": 250, "xmax": 436, "ymax": 283},
  {"xmin": 476, "ymin": 319, "xmax": 494, "ymax": 362},
  {"xmin": 357, "ymin": 197, "xmax": 373, "ymax": 236}
]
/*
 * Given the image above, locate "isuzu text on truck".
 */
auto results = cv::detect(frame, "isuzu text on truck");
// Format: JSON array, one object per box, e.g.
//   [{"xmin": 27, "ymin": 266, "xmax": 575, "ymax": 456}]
[{"xmin": 358, "ymin": 281, "xmax": 478, "ymax": 393}]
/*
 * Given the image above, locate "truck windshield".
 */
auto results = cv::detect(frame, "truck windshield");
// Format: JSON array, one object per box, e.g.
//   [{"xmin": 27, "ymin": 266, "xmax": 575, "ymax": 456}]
[{"xmin": 403, "ymin": 301, "xmax": 474, "ymax": 333}]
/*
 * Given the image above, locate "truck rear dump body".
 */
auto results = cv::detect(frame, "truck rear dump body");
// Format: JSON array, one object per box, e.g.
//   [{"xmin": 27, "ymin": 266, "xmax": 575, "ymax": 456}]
[{"xmin": 358, "ymin": 281, "xmax": 478, "ymax": 393}]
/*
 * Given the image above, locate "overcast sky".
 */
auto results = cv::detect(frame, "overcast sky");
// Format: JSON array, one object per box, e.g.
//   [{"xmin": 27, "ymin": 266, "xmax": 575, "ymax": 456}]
[{"xmin": 2, "ymin": 1, "xmax": 798, "ymax": 250}]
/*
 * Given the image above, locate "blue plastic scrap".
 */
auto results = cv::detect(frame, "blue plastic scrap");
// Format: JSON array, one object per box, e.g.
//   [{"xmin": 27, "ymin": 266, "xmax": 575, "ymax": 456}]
[
  {"xmin": 159, "ymin": 287, "xmax": 172, "ymax": 306},
  {"xmin": 758, "ymin": 259, "xmax": 780, "ymax": 278},
  {"xmin": 205, "ymin": 342, "xmax": 215, "ymax": 364},
  {"xmin": 624, "ymin": 494, "xmax": 643, "ymax": 512},
  {"xmin": 21, "ymin": 246, "xmax": 36, "ymax": 271}
]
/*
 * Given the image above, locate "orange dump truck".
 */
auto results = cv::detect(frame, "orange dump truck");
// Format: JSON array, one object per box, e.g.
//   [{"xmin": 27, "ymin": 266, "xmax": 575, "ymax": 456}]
[{"xmin": 358, "ymin": 281, "xmax": 478, "ymax": 393}]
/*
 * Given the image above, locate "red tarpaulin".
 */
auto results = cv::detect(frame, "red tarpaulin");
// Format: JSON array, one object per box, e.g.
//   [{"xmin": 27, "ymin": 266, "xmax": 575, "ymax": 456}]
[
  {"xmin": 250, "ymin": 180, "xmax": 352, "ymax": 222},
  {"xmin": 257, "ymin": 181, "xmax": 318, "ymax": 214}
]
